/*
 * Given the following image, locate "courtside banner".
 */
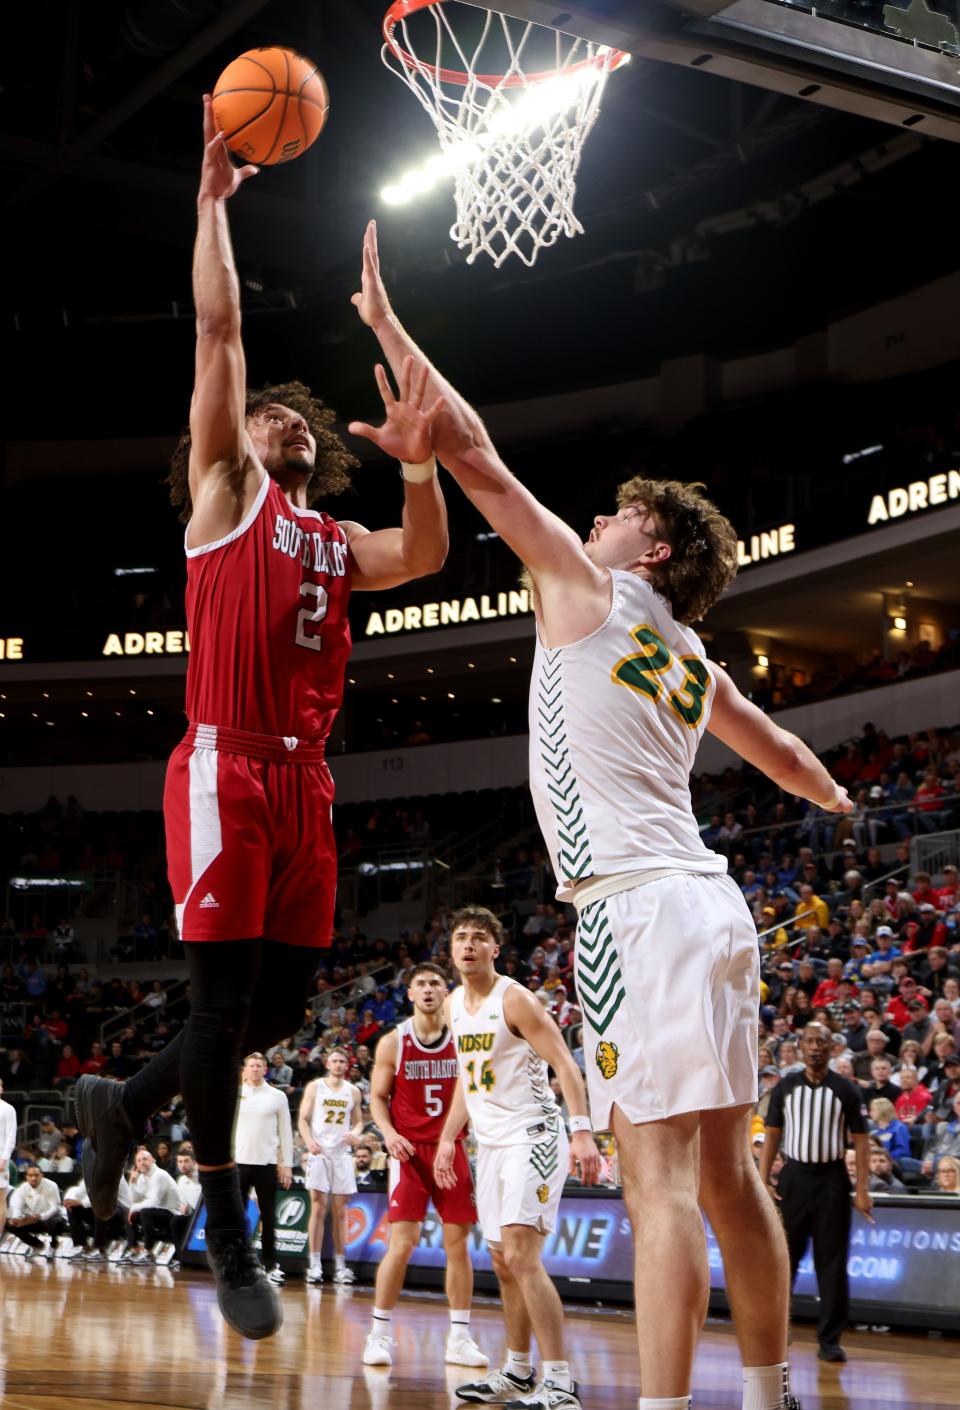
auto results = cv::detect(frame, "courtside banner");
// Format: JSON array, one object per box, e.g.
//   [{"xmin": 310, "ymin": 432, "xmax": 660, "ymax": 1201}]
[{"xmin": 182, "ymin": 1189, "xmax": 960, "ymax": 1316}]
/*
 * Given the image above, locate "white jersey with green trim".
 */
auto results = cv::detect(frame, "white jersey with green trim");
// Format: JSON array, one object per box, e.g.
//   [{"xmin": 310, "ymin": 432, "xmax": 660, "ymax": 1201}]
[
  {"xmin": 528, "ymin": 569, "xmax": 726, "ymax": 901},
  {"xmin": 450, "ymin": 974, "xmax": 559, "ymax": 1148},
  {"xmin": 308, "ymin": 1077, "xmax": 358, "ymax": 1154}
]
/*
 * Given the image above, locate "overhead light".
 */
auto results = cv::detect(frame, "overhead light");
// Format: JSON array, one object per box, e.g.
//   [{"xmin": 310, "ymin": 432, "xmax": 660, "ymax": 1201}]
[
  {"xmin": 146, "ymin": 709, "xmax": 154, "ymax": 717},
  {"xmin": 419, "ymin": 695, "xmax": 427, "ymax": 701},
  {"xmin": 85, "ymin": 691, "xmax": 93, "ymax": 698},
  {"xmin": 81, "ymin": 711, "xmax": 88, "ymax": 718},
  {"xmin": 757, "ymin": 654, "xmax": 769, "ymax": 669},
  {"xmin": 0, "ymin": 712, "xmax": 5, "ymax": 719},
  {"xmin": 380, "ymin": 60, "xmax": 625, "ymax": 206},
  {"xmin": 129, "ymin": 689, "xmax": 136, "ymax": 696},
  {"xmin": 42, "ymin": 692, "xmax": 50, "ymax": 699},
  {"xmin": 45, "ymin": 721, "xmax": 54, "ymax": 727},
  {"xmin": 426, "ymin": 667, "xmax": 434, "ymax": 675},
  {"xmin": 468, "ymin": 662, "xmax": 475, "ymax": 669},
  {"xmin": 491, "ymin": 696, "xmax": 502, "ymax": 703},
  {"xmin": 113, "ymin": 566, "xmax": 157, "ymax": 577},
  {"xmin": 348, "ymin": 677, "xmax": 356, "ymax": 684},
  {"xmin": 387, "ymin": 672, "xmax": 395, "ymax": 680},
  {"xmin": 841, "ymin": 444, "xmax": 883, "ymax": 465},
  {"xmin": 31, "ymin": 712, "xmax": 38, "ymax": 718},
  {"xmin": 509, "ymin": 656, "xmax": 517, "ymax": 664},
  {"xmin": 893, "ymin": 616, "xmax": 907, "ymax": 631},
  {"xmin": 718, "ymin": 660, "xmax": 727, "ymax": 668},
  {"xmin": 447, "ymin": 692, "xmax": 455, "ymax": 699},
  {"xmin": 115, "ymin": 710, "xmax": 122, "ymax": 717},
  {"xmin": 904, "ymin": 580, "xmax": 914, "ymax": 588}
]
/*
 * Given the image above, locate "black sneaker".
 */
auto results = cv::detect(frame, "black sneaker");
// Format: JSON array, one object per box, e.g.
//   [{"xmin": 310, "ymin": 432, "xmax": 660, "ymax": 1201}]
[
  {"xmin": 782, "ymin": 1398, "xmax": 803, "ymax": 1409},
  {"xmin": 817, "ymin": 1343, "xmax": 847, "ymax": 1364},
  {"xmin": 73, "ymin": 1075, "xmax": 135, "ymax": 1221},
  {"xmin": 456, "ymin": 1370, "xmax": 537, "ymax": 1403},
  {"xmin": 206, "ymin": 1235, "xmax": 282, "ymax": 1341}
]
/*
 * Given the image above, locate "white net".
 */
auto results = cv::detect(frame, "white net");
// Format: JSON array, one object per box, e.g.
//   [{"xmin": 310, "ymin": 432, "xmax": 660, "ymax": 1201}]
[{"xmin": 382, "ymin": 3, "xmax": 628, "ymax": 268}]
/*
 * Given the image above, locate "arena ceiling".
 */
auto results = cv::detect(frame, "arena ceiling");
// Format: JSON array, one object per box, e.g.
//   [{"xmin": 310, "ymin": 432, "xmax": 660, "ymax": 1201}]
[{"xmin": 1, "ymin": 0, "xmax": 958, "ymax": 440}]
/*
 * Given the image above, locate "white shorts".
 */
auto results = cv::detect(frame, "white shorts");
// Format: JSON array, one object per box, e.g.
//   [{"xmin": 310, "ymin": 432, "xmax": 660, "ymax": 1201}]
[
  {"xmin": 305, "ymin": 1150, "xmax": 357, "ymax": 1196},
  {"xmin": 576, "ymin": 871, "xmax": 759, "ymax": 1130},
  {"xmin": 475, "ymin": 1124, "xmax": 569, "ymax": 1246}
]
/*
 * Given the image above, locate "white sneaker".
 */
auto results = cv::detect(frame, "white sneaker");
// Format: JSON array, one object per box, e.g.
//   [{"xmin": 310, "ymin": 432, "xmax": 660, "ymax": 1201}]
[
  {"xmin": 362, "ymin": 1331, "xmax": 396, "ymax": 1366},
  {"xmin": 305, "ymin": 1264, "xmax": 323, "ymax": 1284},
  {"xmin": 446, "ymin": 1333, "xmax": 490, "ymax": 1368},
  {"xmin": 504, "ymin": 1380, "xmax": 582, "ymax": 1410},
  {"xmin": 456, "ymin": 1370, "xmax": 537, "ymax": 1404},
  {"xmin": 267, "ymin": 1266, "xmax": 286, "ymax": 1284},
  {"xmin": 332, "ymin": 1264, "xmax": 355, "ymax": 1284}
]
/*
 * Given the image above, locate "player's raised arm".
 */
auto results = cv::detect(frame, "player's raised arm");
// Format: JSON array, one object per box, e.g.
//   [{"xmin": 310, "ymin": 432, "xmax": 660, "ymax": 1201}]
[
  {"xmin": 342, "ymin": 356, "xmax": 449, "ymax": 589},
  {"xmin": 707, "ymin": 664, "xmax": 853, "ymax": 813},
  {"xmin": 187, "ymin": 96, "xmax": 260, "ymax": 544},
  {"xmin": 352, "ymin": 222, "xmax": 597, "ymax": 596},
  {"xmin": 369, "ymin": 1030, "xmax": 415, "ymax": 1162},
  {"xmin": 502, "ymin": 986, "xmax": 601, "ymax": 1187}
]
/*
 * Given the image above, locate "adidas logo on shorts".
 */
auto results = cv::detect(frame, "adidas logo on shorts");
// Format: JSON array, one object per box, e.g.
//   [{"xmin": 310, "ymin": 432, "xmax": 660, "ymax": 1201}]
[{"xmin": 198, "ymin": 892, "xmax": 220, "ymax": 909}]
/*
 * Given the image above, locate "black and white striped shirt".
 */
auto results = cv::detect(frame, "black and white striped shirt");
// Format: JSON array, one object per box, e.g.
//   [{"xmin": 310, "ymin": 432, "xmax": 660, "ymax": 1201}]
[{"xmin": 765, "ymin": 1070, "xmax": 868, "ymax": 1165}]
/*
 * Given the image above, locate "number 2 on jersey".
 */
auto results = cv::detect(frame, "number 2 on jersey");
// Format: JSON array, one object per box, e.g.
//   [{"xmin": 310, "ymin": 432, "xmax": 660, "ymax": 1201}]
[
  {"xmin": 465, "ymin": 1058, "xmax": 496, "ymax": 1094},
  {"xmin": 612, "ymin": 623, "xmax": 710, "ymax": 728},
  {"xmin": 324, "ymin": 1108, "xmax": 346, "ymax": 1125},
  {"xmin": 296, "ymin": 581, "xmax": 328, "ymax": 653}
]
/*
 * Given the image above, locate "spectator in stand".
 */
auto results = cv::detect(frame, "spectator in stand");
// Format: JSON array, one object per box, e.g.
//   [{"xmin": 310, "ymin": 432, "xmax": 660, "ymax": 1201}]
[
  {"xmin": 52, "ymin": 1044, "xmax": 81, "ymax": 1088},
  {"xmin": 919, "ymin": 948, "xmax": 960, "ymax": 1000},
  {"xmin": 0, "ymin": 1047, "xmax": 35, "ymax": 1088},
  {"xmin": 715, "ymin": 810, "xmax": 743, "ymax": 856},
  {"xmin": 904, "ymin": 1000, "xmax": 938, "ymax": 1054},
  {"xmin": 859, "ymin": 928, "xmax": 901, "ymax": 991},
  {"xmin": 265, "ymin": 1050, "xmax": 294, "ymax": 1093},
  {"xmin": 869, "ymin": 1099, "xmax": 912, "ymax": 1162},
  {"xmin": 79, "ymin": 1042, "xmax": 108, "ymax": 1076},
  {"xmin": 935, "ymin": 1156, "xmax": 960, "ymax": 1194},
  {"xmin": 104, "ymin": 1039, "xmax": 136, "ymax": 1079},
  {"xmin": 795, "ymin": 883, "xmax": 830, "ymax": 932},
  {"xmin": 903, "ymin": 904, "xmax": 949, "ymax": 954},
  {"xmin": 864, "ymin": 1057, "xmax": 899, "ymax": 1105},
  {"xmin": 934, "ymin": 865, "xmax": 960, "ymax": 911},
  {"xmin": 39, "ymin": 1140, "xmax": 75, "ymax": 1175},
  {"xmin": 812, "ymin": 959, "xmax": 845, "ymax": 1010},
  {"xmin": 841, "ymin": 1004, "xmax": 868, "ymax": 1054},
  {"xmin": 921, "ymin": 1092, "xmax": 960, "ymax": 1176},
  {"xmin": 894, "ymin": 1068, "xmax": 932, "ymax": 1127},
  {"xmin": 906, "ymin": 769, "xmax": 951, "ymax": 834},
  {"xmin": 5, "ymin": 1164, "xmax": 67, "ymax": 1256},
  {"xmin": 124, "ymin": 1147, "xmax": 182, "ymax": 1263},
  {"xmin": 36, "ymin": 1115, "xmax": 63, "ymax": 1157},
  {"xmin": 888, "ymin": 976, "xmax": 930, "ymax": 1030},
  {"xmin": 355, "ymin": 1008, "xmax": 382, "ymax": 1047},
  {"xmin": 866, "ymin": 1145, "xmax": 907, "ymax": 1194}
]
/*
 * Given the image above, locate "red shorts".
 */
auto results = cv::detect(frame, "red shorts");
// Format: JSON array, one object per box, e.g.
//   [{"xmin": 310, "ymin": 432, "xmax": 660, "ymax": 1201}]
[
  {"xmin": 388, "ymin": 1142, "xmax": 476, "ymax": 1225},
  {"xmin": 164, "ymin": 724, "xmax": 336, "ymax": 947}
]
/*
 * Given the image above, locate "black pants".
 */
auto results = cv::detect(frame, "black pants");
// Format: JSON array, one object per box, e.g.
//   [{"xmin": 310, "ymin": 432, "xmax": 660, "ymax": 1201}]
[
  {"xmin": 6, "ymin": 1215, "xmax": 67, "ymax": 1250},
  {"xmin": 120, "ymin": 939, "xmax": 320, "ymax": 1166},
  {"xmin": 67, "ymin": 1206, "xmax": 124, "ymax": 1251},
  {"xmin": 128, "ymin": 1206, "xmax": 175, "ymax": 1248},
  {"xmin": 779, "ymin": 1159, "xmax": 852, "ymax": 1347},
  {"xmin": 237, "ymin": 1163, "xmax": 279, "ymax": 1270}
]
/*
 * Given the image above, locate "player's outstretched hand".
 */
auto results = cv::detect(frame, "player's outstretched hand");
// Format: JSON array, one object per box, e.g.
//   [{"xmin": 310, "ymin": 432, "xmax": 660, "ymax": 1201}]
[
  {"xmin": 351, "ymin": 219, "xmax": 393, "ymax": 329},
  {"xmin": 198, "ymin": 94, "xmax": 258, "ymax": 202},
  {"xmin": 386, "ymin": 1133, "xmax": 416, "ymax": 1163},
  {"xmin": 570, "ymin": 1131, "xmax": 602, "ymax": 1187},
  {"xmin": 433, "ymin": 1138, "xmax": 458, "ymax": 1189},
  {"xmin": 348, "ymin": 356, "xmax": 446, "ymax": 466}
]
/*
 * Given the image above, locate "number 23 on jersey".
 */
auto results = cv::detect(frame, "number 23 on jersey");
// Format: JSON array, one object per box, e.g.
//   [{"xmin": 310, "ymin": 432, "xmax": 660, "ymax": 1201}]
[{"xmin": 612, "ymin": 623, "xmax": 710, "ymax": 728}]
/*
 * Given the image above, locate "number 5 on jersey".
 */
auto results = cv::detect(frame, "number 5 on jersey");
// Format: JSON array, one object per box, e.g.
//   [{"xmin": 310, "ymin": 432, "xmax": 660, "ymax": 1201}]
[{"xmin": 612, "ymin": 623, "xmax": 710, "ymax": 728}]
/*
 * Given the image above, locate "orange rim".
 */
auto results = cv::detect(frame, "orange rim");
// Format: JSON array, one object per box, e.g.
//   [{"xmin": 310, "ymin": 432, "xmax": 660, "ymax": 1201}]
[{"xmin": 383, "ymin": 0, "xmax": 629, "ymax": 89}]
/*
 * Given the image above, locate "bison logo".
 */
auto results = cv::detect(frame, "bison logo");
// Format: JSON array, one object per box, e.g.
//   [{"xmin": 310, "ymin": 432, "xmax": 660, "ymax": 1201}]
[
  {"xmin": 595, "ymin": 1040, "xmax": 619, "ymax": 1080},
  {"xmin": 536, "ymin": 1183, "xmax": 550, "ymax": 1205}
]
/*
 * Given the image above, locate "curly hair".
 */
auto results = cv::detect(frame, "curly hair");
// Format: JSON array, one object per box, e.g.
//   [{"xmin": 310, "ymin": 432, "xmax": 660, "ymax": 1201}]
[
  {"xmin": 616, "ymin": 476, "xmax": 738, "ymax": 624},
  {"xmin": 165, "ymin": 380, "xmax": 358, "ymax": 523}
]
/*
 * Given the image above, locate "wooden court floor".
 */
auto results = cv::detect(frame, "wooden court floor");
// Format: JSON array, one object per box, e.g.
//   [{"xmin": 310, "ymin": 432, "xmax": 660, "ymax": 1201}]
[{"xmin": 0, "ymin": 1259, "xmax": 957, "ymax": 1410}]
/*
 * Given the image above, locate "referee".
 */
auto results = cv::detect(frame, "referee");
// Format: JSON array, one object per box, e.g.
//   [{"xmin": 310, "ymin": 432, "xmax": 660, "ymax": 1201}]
[
  {"xmin": 235, "ymin": 1052, "xmax": 294, "ymax": 1285},
  {"xmin": 760, "ymin": 1022, "xmax": 874, "ymax": 1364}
]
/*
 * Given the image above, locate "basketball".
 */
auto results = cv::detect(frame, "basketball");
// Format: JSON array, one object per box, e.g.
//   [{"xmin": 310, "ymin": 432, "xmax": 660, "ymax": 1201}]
[{"xmin": 212, "ymin": 47, "xmax": 328, "ymax": 166}]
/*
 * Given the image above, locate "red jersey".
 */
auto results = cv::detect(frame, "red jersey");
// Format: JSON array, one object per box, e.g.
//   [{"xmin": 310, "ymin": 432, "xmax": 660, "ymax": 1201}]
[
  {"xmin": 184, "ymin": 476, "xmax": 352, "ymax": 742},
  {"xmin": 390, "ymin": 1018, "xmax": 462, "ymax": 1144}
]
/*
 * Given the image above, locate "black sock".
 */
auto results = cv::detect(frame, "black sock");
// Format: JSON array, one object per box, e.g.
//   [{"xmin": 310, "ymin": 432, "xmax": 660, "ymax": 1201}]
[{"xmin": 200, "ymin": 1166, "xmax": 247, "ymax": 1246}]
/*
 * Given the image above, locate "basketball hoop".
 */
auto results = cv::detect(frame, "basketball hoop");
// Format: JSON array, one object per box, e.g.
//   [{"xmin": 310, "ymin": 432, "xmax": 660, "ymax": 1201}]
[{"xmin": 381, "ymin": 0, "xmax": 630, "ymax": 267}]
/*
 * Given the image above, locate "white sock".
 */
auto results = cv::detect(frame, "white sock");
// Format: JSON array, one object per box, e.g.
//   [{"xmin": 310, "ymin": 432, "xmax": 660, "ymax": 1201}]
[
  {"xmin": 310, "ymin": 1252, "xmax": 323, "ymax": 1270},
  {"xmin": 335, "ymin": 1253, "xmax": 345, "ymax": 1271},
  {"xmin": 743, "ymin": 1363, "xmax": 790, "ymax": 1410},
  {"xmin": 449, "ymin": 1309, "xmax": 471, "ymax": 1332},
  {"xmin": 505, "ymin": 1349, "xmax": 534, "ymax": 1380},
  {"xmin": 542, "ymin": 1360, "xmax": 572, "ymax": 1392},
  {"xmin": 371, "ymin": 1307, "xmax": 392, "ymax": 1333},
  {"xmin": 638, "ymin": 1399, "xmax": 691, "ymax": 1409}
]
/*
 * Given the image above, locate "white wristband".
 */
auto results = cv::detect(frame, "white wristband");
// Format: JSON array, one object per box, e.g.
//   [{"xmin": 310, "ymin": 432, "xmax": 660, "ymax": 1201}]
[
  {"xmin": 568, "ymin": 1115, "xmax": 592, "ymax": 1134},
  {"xmin": 400, "ymin": 455, "xmax": 437, "ymax": 483}
]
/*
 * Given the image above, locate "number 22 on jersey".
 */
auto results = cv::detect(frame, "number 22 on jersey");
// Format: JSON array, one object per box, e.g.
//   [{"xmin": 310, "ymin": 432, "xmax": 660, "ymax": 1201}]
[{"xmin": 612, "ymin": 623, "xmax": 710, "ymax": 728}]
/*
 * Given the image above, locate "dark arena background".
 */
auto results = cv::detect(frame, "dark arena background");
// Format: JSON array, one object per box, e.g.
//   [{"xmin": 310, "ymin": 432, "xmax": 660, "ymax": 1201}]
[{"xmin": 1, "ymin": 1, "xmax": 959, "ymax": 1407}]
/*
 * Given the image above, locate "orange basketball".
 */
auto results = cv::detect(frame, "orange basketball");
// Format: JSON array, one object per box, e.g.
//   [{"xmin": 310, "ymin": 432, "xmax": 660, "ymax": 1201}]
[{"xmin": 212, "ymin": 47, "xmax": 329, "ymax": 166}]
